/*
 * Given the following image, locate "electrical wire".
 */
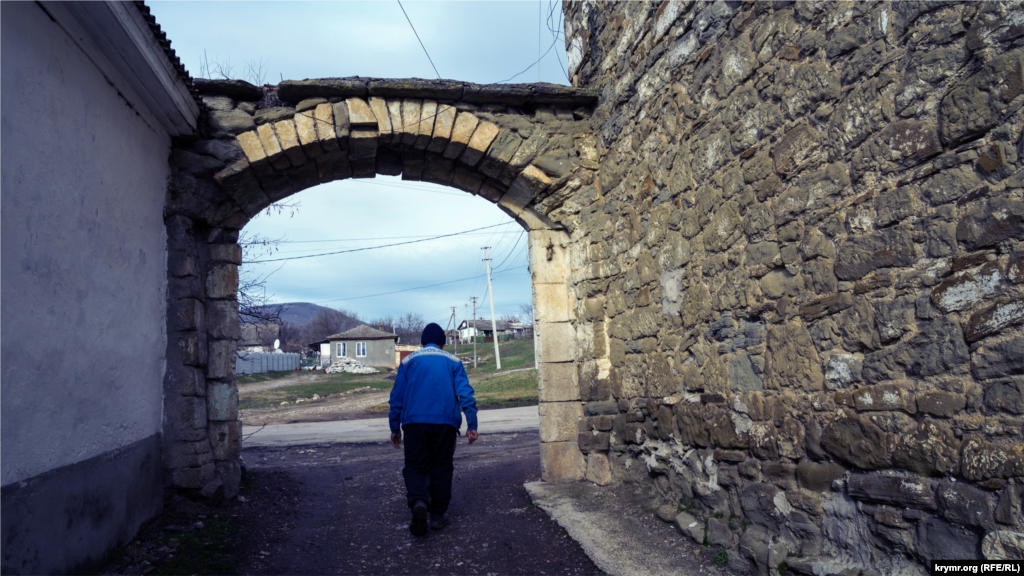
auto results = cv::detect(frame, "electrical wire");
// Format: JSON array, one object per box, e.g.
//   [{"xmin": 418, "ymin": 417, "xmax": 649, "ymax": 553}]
[
  {"xmin": 313, "ymin": 265, "xmax": 527, "ymax": 303},
  {"xmin": 397, "ymin": 0, "xmax": 441, "ymax": 79},
  {"xmin": 244, "ymin": 222, "xmax": 508, "ymax": 264}
]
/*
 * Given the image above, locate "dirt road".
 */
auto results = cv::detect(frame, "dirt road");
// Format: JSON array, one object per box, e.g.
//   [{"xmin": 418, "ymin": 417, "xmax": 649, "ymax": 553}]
[{"xmin": 233, "ymin": 432, "xmax": 600, "ymax": 575}]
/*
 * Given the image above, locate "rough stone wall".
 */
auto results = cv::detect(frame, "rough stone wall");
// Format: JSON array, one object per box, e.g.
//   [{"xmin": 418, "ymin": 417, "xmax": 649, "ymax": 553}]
[{"xmin": 555, "ymin": 1, "xmax": 1024, "ymax": 573}]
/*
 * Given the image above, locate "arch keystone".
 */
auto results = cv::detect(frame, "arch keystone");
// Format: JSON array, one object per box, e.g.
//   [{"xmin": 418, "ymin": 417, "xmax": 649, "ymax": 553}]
[
  {"xmin": 345, "ymin": 97, "xmax": 377, "ymax": 127},
  {"xmin": 368, "ymin": 96, "xmax": 392, "ymax": 141},
  {"xmin": 399, "ymin": 99, "xmax": 422, "ymax": 145}
]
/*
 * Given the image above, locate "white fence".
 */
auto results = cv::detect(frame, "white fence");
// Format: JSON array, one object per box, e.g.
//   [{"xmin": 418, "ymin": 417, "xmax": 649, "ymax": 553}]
[{"xmin": 236, "ymin": 352, "xmax": 300, "ymax": 375}]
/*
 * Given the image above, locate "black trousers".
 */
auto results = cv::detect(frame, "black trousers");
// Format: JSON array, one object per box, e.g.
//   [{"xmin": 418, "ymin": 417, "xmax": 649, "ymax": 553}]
[{"xmin": 401, "ymin": 423, "xmax": 457, "ymax": 514}]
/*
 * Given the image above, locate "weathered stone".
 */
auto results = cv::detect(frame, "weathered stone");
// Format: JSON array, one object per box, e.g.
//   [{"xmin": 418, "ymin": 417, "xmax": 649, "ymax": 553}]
[
  {"xmin": 461, "ymin": 121, "xmax": 500, "ymax": 167},
  {"xmin": 916, "ymin": 391, "xmax": 966, "ymax": 418},
  {"xmin": 848, "ymin": 473, "xmax": 937, "ymax": 510},
  {"xmin": 972, "ymin": 335, "xmax": 1024, "ymax": 380},
  {"xmin": 853, "ymin": 383, "xmax": 915, "ymax": 414},
  {"xmin": 209, "ymin": 110, "xmax": 255, "ymax": 135},
  {"xmin": 916, "ymin": 517, "xmax": 984, "ymax": 561},
  {"xmin": 254, "ymin": 107, "xmax": 294, "ymax": 126},
  {"xmin": 205, "ymin": 300, "xmax": 240, "ymax": 340},
  {"xmin": 835, "ymin": 227, "xmax": 915, "ymax": 281},
  {"xmin": 796, "ymin": 461, "xmax": 846, "ymax": 492},
  {"xmin": 539, "ymin": 401, "xmax": 583, "ymax": 443},
  {"xmin": 961, "ymin": 438, "xmax": 1024, "ymax": 481},
  {"xmin": 729, "ymin": 353, "xmax": 763, "ymax": 392},
  {"xmin": 984, "ymin": 378, "xmax": 1024, "ymax": 415},
  {"xmin": 206, "ymin": 264, "xmax": 238, "ymax": 299},
  {"xmin": 540, "ymin": 441, "xmax": 585, "ymax": 482},
  {"xmin": 957, "ymin": 198, "xmax": 1024, "ymax": 250},
  {"xmin": 824, "ymin": 353, "xmax": 862, "ymax": 390},
  {"xmin": 821, "ymin": 412, "xmax": 891, "ymax": 470},
  {"xmin": 894, "ymin": 316, "xmax": 970, "ymax": 378},
  {"xmin": 208, "ymin": 420, "xmax": 241, "ymax": 461},
  {"xmin": 443, "ymin": 113, "xmax": 480, "ymax": 160},
  {"xmin": 938, "ymin": 480, "xmax": 993, "ymax": 528},
  {"xmin": 585, "ymin": 453, "xmax": 612, "ymax": 485},
  {"xmin": 741, "ymin": 482, "xmax": 788, "ymax": 532},
  {"xmin": 206, "ymin": 379, "xmax": 238, "ymax": 422},
  {"xmin": 931, "ymin": 262, "xmax": 1004, "ymax": 313},
  {"xmin": 983, "ymin": 531, "xmax": 1024, "ymax": 561},
  {"xmin": 892, "ymin": 420, "xmax": 961, "ymax": 477},
  {"xmin": 766, "ymin": 321, "xmax": 823, "ymax": 392},
  {"xmin": 675, "ymin": 511, "xmax": 705, "ymax": 545},
  {"xmin": 967, "ymin": 298, "xmax": 1024, "ymax": 343},
  {"xmin": 940, "ymin": 49, "xmax": 1024, "ymax": 146}
]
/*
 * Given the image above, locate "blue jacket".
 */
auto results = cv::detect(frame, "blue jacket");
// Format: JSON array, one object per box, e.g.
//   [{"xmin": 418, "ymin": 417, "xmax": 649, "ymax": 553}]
[{"xmin": 389, "ymin": 344, "xmax": 478, "ymax": 434}]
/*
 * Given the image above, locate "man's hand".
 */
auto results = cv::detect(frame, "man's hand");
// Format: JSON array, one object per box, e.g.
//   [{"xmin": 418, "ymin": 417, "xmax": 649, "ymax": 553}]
[
  {"xmin": 466, "ymin": 430, "xmax": 479, "ymax": 445},
  {"xmin": 390, "ymin": 432, "xmax": 402, "ymax": 449}
]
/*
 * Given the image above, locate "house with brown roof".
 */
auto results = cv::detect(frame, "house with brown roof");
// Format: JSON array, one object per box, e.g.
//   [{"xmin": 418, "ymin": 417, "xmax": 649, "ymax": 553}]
[{"xmin": 326, "ymin": 325, "xmax": 399, "ymax": 368}]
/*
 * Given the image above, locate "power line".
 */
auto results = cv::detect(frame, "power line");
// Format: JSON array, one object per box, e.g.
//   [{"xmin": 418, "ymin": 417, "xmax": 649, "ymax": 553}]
[
  {"xmin": 244, "ymin": 223, "xmax": 508, "ymax": 264},
  {"xmin": 314, "ymin": 265, "xmax": 527, "ymax": 303},
  {"xmin": 397, "ymin": 0, "xmax": 441, "ymax": 79}
]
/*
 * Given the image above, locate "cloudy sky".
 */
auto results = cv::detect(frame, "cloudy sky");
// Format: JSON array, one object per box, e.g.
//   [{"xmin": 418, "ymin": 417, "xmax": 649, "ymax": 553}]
[{"xmin": 149, "ymin": 1, "xmax": 571, "ymax": 326}]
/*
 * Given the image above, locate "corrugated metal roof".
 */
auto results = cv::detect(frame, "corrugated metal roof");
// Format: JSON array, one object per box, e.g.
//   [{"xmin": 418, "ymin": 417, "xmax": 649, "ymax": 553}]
[{"xmin": 134, "ymin": 1, "xmax": 202, "ymax": 109}]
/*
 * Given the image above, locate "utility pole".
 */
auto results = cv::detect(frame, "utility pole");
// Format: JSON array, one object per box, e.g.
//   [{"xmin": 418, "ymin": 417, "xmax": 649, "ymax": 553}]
[
  {"xmin": 464, "ymin": 303, "xmax": 469, "ymax": 349},
  {"xmin": 482, "ymin": 247, "xmax": 501, "ymax": 370},
  {"xmin": 450, "ymin": 306, "xmax": 458, "ymax": 354},
  {"xmin": 470, "ymin": 296, "xmax": 479, "ymax": 368}
]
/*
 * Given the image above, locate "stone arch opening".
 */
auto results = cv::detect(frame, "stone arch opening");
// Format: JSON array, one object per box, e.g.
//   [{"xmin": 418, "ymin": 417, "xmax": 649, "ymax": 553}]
[{"xmin": 163, "ymin": 79, "xmax": 600, "ymax": 498}]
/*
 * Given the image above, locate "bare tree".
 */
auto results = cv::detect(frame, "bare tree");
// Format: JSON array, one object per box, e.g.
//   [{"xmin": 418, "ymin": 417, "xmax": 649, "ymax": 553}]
[
  {"xmin": 305, "ymin": 307, "xmax": 362, "ymax": 343},
  {"xmin": 518, "ymin": 304, "xmax": 534, "ymax": 325},
  {"xmin": 198, "ymin": 50, "xmax": 269, "ymax": 85}
]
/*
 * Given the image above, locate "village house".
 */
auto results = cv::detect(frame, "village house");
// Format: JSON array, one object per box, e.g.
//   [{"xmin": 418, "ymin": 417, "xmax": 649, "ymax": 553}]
[
  {"xmin": 326, "ymin": 325, "xmax": 399, "ymax": 368},
  {"xmin": 457, "ymin": 318, "xmax": 528, "ymax": 343}
]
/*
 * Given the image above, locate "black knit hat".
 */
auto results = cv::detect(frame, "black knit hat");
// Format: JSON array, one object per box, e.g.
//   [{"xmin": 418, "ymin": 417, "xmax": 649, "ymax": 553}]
[{"xmin": 421, "ymin": 323, "xmax": 446, "ymax": 347}]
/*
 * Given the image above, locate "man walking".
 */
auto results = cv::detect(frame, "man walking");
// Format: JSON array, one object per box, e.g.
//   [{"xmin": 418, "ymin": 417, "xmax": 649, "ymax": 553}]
[{"xmin": 389, "ymin": 323, "xmax": 478, "ymax": 536}]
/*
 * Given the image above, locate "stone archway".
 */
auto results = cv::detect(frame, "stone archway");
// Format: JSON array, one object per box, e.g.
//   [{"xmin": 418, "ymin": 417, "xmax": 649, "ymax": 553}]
[{"xmin": 163, "ymin": 78, "xmax": 599, "ymax": 497}]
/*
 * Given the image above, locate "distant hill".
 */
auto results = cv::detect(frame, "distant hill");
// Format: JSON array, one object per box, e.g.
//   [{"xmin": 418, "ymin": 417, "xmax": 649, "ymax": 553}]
[{"xmin": 242, "ymin": 302, "xmax": 338, "ymax": 326}]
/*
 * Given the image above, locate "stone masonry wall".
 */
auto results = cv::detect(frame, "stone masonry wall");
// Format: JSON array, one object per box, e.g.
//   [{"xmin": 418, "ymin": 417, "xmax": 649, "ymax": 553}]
[{"xmin": 555, "ymin": 1, "xmax": 1024, "ymax": 574}]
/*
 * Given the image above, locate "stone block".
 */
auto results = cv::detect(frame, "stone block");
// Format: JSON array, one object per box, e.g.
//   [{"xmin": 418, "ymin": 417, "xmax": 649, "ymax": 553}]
[
  {"xmin": 272, "ymin": 120, "xmax": 306, "ymax": 166},
  {"xmin": 216, "ymin": 460, "xmax": 241, "ymax": 500},
  {"xmin": 205, "ymin": 300, "xmax": 240, "ymax": 340},
  {"xmin": 916, "ymin": 391, "xmax": 966, "ymax": 418},
  {"xmin": 675, "ymin": 511, "xmax": 705, "ymax": 545},
  {"xmin": 317, "ymin": 152, "xmax": 352, "ymax": 182},
  {"xmin": 207, "ymin": 379, "xmax": 238, "ymax": 422},
  {"xmin": 206, "ymin": 264, "xmax": 238, "ymax": 299},
  {"xmin": 170, "ymin": 463, "xmax": 217, "ymax": 490},
  {"xmin": 585, "ymin": 453, "xmax": 612, "ymax": 485},
  {"xmin": 422, "ymin": 153, "xmax": 455, "ymax": 186},
  {"xmin": 451, "ymin": 165, "xmax": 484, "ymax": 194},
  {"xmin": 538, "ymin": 322, "xmax": 575, "ymax": 363},
  {"xmin": 167, "ymin": 395, "xmax": 208, "ymax": 435},
  {"xmin": 461, "ymin": 121, "xmax": 500, "ymax": 166},
  {"xmin": 821, "ymin": 412, "xmax": 891, "ymax": 470},
  {"xmin": 256, "ymin": 124, "xmax": 290, "ymax": 171},
  {"xmin": 984, "ymin": 378, "xmax": 1024, "ymax": 414},
  {"xmin": 179, "ymin": 332, "xmax": 205, "ymax": 367},
  {"xmin": 209, "ymin": 110, "xmax": 254, "ymax": 135},
  {"xmin": 314, "ymin": 103, "xmax": 340, "ymax": 153},
  {"xmin": 966, "ymin": 298, "xmax": 1024, "ymax": 342},
  {"xmin": 853, "ymin": 383, "xmax": 916, "ymax": 414},
  {"xmin": 208, "ymin": 421, "xmax": 242, "ymax": 461},
  {"xmin": 848, "ymin": 473, "xmax": 937, "ymax": 510},
  {"xmin": 294, "ymin": 109, "xmax": 324, "ymax": 157},
  {"xmin": 331, "ymin": 101, "xmax": 350, "ymax": 146},
  {"xmin": 796, "ymin": 461, "xmax": 846, "ymax": 492},
  {"xmin": 236, "ymin": 131, "xmax": 271, "ymax": 176},
  {"xmin": 401, "ymin": 148, "xmax": 425, "ymax": 181},
  {"xmin": 961, "ymin": 438, "xmax": 1024, "ymax": 481},
  {"xmin": 164, "ymin": 440, "xmax": 213, "ymax": 469},
  {"xmin": 443, "ymin": 112, "xmax": 479, "ymax": 159},
  {"xmin": 367, "ymin": 96, "xmax": 392, "ymax": 141},
  {"xmin": 349, "ymin": 129, "xmax": 378, "ymax": 161},
  {"xmin": 534, "ymin": 282, "xmax": 571, "ymax": 323},
  {"xmin": 207, "ymin": 340, "xmax": 236, "ymax": 380},
  {"xmin": 209, "ymin": 243, "xmax": 242, "ymax": 265},
  {"xmin": 539, "ymin": 362, "xmax": 578, "ymax": 402},
  {"xmin": 540, "ymin": 440, "xmax": 585, "ymax": 482},
  {"xmin": 427, "ymin": 103, "xmax": 457, "ymax": 153},
  {"xmin": 386, "ymin": 99, "xmax": 404, "ymax": 145},
  {"xmin": 503, "ymin": 165, "xmax": 553, "ymax": 211},
  {"xmin": 399, "ymin": 99, "xmax": 422, "ymax": 145},
  {"xmin": 937, "ymin": 480, "xmax": 993, "ymax": 528},
  {"xmin": 174, "ymin": 298, "xmax": 203, "ymax": 332},
  {"xmin": 478, "ymin": 130, "xmax": 522, "ymax": 179},
  {"xmin": 414, "ymin": 100, "xmax": 437, "ymax": 149},
  {"xmin": 529, "ymin": 230, "xmax": 570, "ymax": 284},
  {"xmin": 167, "ymin": 365, "xmax": 205, "ymax": 397},
  {"xmin": 538, "ymin": 400, "xmax": 583, "ymax": 442}
]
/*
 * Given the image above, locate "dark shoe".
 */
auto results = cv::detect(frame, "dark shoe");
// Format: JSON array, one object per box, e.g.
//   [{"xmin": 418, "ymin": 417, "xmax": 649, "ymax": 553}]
[
  {"xmin": 410, "ymin": 500, "xmax": 428, "ymax": 536},
  {"xmin": 429, "ymin": 512, "xmax": 450, "ymax": 530}
]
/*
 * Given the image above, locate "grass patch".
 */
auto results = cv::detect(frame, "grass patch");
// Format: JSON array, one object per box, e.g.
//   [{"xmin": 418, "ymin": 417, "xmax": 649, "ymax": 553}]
[
  {"xmin": 239, "ymin": 373, "xmax": 393, "ymax": 410},
  {"xmin": 473, "ymin": 368, "xmax": 538, "ymax": 409},
  {"xmin": 156, "ymin": 517, "xmax": 236, "ymax": 575},
  {"xmin": 460, "ymin": 337, "xmax": 535, "ymax": 377},
  {"xmin": 367, "ymin": 368, "xmax": 539, "ymax": 413},
  {"xmin": 236, "ymin": 371, "xmax": 295, "ymax": 385}
]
